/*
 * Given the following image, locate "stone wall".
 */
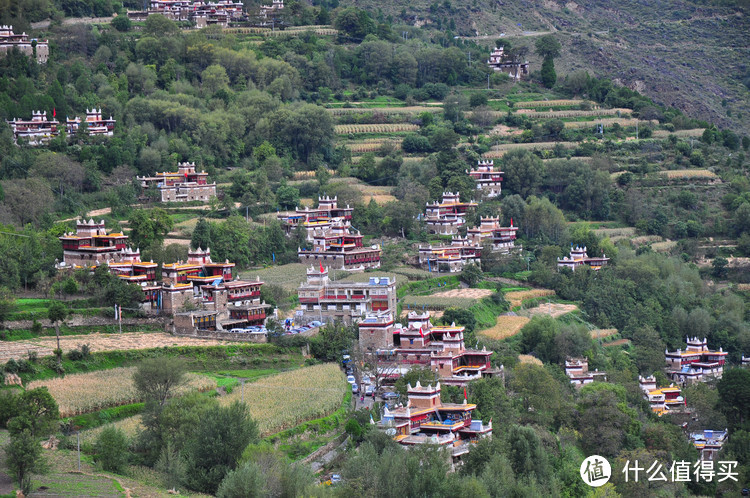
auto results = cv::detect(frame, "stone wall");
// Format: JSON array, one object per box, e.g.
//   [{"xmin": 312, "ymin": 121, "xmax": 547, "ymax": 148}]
[
  {"xmin": 173, "ymin": 328, "xmax": 267, "ymax": 343},
  {"xmin": 3, "ymin": 316, "xmax": 168, "ymax": 330}
]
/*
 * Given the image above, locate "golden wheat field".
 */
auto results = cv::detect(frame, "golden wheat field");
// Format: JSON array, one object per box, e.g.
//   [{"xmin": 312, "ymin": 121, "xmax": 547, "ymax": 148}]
[
  {"xmin": 590, "ymin": 329, "xmax": 618, "ymax": 339},
  {"xmin": 659, "ymin": 169, "xmax": 718, "ymax": 179},
  {"xmin": 219, "ymin": 363, "xmax": 347, "ymax": 436},
  {"xmin": 28, "ymin": 367, "xmax": 216, "ymax": 417},
  {"xmin": 504, "ymin": 289, "xmax": 555, "ymax": 308},
  {"xmin": 518, "ymin": 354, "xmax": 543, "ymax": 365},
  {"xmin": 479, "ymin": 315, "xmax": 530, "ymax": 340},
  {"xmin": 345, "ymin": 139, "xmax": 403, "ymax": 153},
  {"xmin": 652, "ymin": 129, "xmax": 705, "ymax": 138}
]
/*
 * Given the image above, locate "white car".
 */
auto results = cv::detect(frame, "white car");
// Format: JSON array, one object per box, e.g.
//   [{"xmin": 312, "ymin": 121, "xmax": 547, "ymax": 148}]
[
  {"xmin": 361, "ymin": 376, "xmax": 372, "ymax": 385},
  {"xmin": 346, "ymin": 375, "xmax": 356, "ymax": 385}
]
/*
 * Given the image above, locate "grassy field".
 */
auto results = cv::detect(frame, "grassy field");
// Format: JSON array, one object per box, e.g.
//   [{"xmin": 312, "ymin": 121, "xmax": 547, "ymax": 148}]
[{"xmin": 401, "ymin": 295, "xmax": 478, "ymax": 311}]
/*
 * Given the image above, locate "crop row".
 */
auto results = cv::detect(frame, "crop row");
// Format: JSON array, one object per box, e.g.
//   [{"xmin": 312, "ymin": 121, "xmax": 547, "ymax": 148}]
[
  {"xmin": 28, "ymin": 367, "xmax": 216, "ymax": 417},
  {"xmin": 327, "ymin": 106, "xmax": 441, "ymax": 116},
  {"xmin": 512, "ymin": 99, "xmax": 586, "ymax": 108},
  {"xmin": 334, "ymin": 124, "xmax": 419, "ymax": 134},
  {"xmin": 658, "ymin": 169, "xmax": 718, "ymax": 179},
  {"xmin": 563, "ymin": 118, "xmax": 657, "ymax": 129},
  {"xmin": 346, "ymin": 140, "xmax": 402, "ymax": 153}
]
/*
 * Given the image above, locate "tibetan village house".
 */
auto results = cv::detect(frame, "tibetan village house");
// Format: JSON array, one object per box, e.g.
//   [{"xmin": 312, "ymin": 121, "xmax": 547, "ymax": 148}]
[
  {"xmin": 6, "ymin": 110, "xmax": 59, "ymax": 145},
  {"xmin": 298, "ymin": 221, "xmax": 381, "ymax": 271},
  {"xmin": 0, "ymin": 25, "xmax": 48, "ymax": 63},
  {"xmin": 557, "ymin": 246, "xmax": 610, "ymax": 271},
  {"xmin": 66, "ymin": 109, "xmax": 116, "ymax": 137},
  {"xmin": 564, "ymin": 357, "xmax": 606, "ymax": 388},
  {"xmin": 137, "ymin": 162, "xmax": 217, "ymax": 203},
  {"xmin": 277, "ymin": 196, "xmax": 353, "ymax": 241},
  {"xmin": 296, "ymin": 266, "xmax": 396, "ymax": 325},
  {"xmin": 58, "ymin": 219, "xmax": 129, "ymax": 267},
  {"xmin": 487, "ymin": 46, "xmax": 529, "ymax": 81},
  {"xmin": 424, "ymin": 192, "xmax": 477, "ymax": 236},
  {"xmin": 665, "ymin": 337, "xmax": 727, "ymax": 385},
  {"xmin": 638, "ymin": 375, "xmax": 685, "ymax": 416},
  {"xmin": 418, "ymin": 237, "xmax": 481, "ymax": 273},
  {"xmin": 467, "ymin": 160, "xmax": 503, "ymax": 198},
  {"xmin": 690, "ymin": 430, "xmax": 728, "ymax": 462},
  {"xmin": 378, "ymin": 381, "xmax": 492, "ymax": 469},
  {"xmin": 366, "ymin": 311, "xmax": 498, "ymax": 387},
  {"xmin": 467, "ymin": 217, "xmax": 519, "ymax": 253}
]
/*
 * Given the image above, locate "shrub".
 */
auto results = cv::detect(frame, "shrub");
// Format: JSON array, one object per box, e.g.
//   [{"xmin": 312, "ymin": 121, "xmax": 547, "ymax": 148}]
[{"xmin": 95, "ymin": 426, "xmax": 130, "ymax": 473}]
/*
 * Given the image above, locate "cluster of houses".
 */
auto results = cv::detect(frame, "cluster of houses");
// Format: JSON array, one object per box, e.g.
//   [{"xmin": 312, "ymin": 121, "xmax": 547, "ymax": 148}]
[
  {"xmin": 125, "ymin": 0, "xmax": 284, "ymax": 27},
  {"xmin": 5, "ymin": 108, "xmax": 115, "ymax": 146},
  {"xmin": 0, "ymin": 25, "xmax": 48, "ymax": 63},
  {"xmin": 57, "ymin": 219, "xmax": 269, "ymax": 338}
]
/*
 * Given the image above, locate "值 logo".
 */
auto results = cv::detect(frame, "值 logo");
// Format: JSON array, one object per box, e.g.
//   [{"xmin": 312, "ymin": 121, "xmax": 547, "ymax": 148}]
[{"xmin": 580, "ymin": 455, "xmax": 611, "ymax": 487}]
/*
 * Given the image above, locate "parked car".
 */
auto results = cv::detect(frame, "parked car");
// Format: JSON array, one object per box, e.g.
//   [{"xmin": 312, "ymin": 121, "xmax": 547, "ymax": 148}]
[
  {"xmin": 361, "ymin": 376, "xmax": 371, "ymax": 385},
  {"xmin": 346, "ymin": 375, "xmax": 356, "ymax": 385},
  {"xmin": 351, "ymin": 383, "xmax": 359, "ymax": 394},
  {"xmin": 345, "ymin": 366, "xmax": 354, "ymax": 375},
  {"xmin": 365, "ymin": 385, "xmax": 374, "ymax": 397},
  {"xmin": 382, "ymin": 391, "xmax": 399, "ymax": 400}
]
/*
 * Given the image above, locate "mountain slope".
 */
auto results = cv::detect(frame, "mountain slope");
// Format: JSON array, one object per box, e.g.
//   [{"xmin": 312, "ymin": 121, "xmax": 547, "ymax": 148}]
[{"xmin": 346, "ymin": 0, "xmax": 750, "ymax": 132}]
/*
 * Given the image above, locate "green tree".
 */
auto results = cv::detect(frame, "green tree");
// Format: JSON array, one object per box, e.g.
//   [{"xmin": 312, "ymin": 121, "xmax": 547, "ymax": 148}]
[
  {"xmin": 111, "ymin": 15, "xmax": 131, "ymax": 32},
  {"xmin": 128, "ymin": 208, "xmax": 174, "ymax": 252},
  {"xmin": 191, "ymin": 218, "xmax": 213, "ymax": 250},
  {"xmin": 717, "ymin": 368, "xmax": 750, "ymax": 429},
  {"xmin": 535, "ymin": 35, "xmax": 562, "ymax": 59},
  {"xmin": 133, "ymin": 357, "xmax": 185, "ymax": 407},
  {"xmin": 460, "ymin": 263, "xmax": 482, "ymax": 287},
  {"xmin": 6, "ymin": 426, "xmax": 43, "ymax": 495},
  {"xmin": 502, "ymin": 150, "xmax": 544, "ymax": 198},
  {"xmin": 540, "ymin": 56, "xmax": 557, "ymax": 88},
  {"xmin": 95, "ymin": 426, "xmax": 129, "ymax": 473},
  {"xmin": 8, "ymin": 388, "xmax": 59, "ymax": 438},
  {"xmin": 183, "ymin": 402, "xmax": 259, "ymax": 494},
  {"xmin": 712, "ymin": 256, "xmax": 729, "ymax": 279},
  {"xmin": 216, "ymin": 461, "xmax": 265, "ymax": 498},
  {"xmin": 275, "ymin": 184, "xmax": 300, "ymax": 210},
  {"xmin": 48, "ymin": 300, "xmax": 67, "ymax": 358}
]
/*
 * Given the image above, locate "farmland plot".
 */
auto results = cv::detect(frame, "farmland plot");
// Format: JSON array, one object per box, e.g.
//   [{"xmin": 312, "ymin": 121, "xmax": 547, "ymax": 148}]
[
  {"xmin": 479, "ymin": 315, "xmax": 530, "ymax": 340},
  {"xmin": 220, "ymin": 363, "xmax": 347, "ymax": 435},
  {"xmin": 28, "ymin": 367, "xmax": 216, "ymax": 417},
  {"xmin": 504, "ymin": 289, "xmax": 555, "ymax": 308}
]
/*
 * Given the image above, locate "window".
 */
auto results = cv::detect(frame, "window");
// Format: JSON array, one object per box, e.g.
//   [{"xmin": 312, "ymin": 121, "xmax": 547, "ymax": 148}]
[{"xmin": 409, "ymin": 339, "xmax": 414, "ymax": 345}]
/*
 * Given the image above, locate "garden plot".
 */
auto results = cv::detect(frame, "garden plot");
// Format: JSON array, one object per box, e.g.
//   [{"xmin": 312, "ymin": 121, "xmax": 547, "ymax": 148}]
[
  {"xmin": 590, "ymin": 329, "xmax": 618, "ymax": 339},
  {"xmin": 518, "ymin": 354, "xmax": 543, "ymax": 366}
]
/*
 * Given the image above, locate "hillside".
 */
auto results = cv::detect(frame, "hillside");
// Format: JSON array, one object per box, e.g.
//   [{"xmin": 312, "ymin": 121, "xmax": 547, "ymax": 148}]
[{"xmin": 342, "ymin": 0, "xmax": 750, "ymax": 133}]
